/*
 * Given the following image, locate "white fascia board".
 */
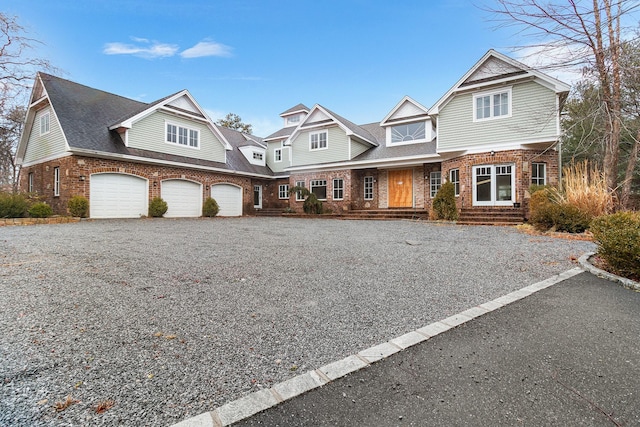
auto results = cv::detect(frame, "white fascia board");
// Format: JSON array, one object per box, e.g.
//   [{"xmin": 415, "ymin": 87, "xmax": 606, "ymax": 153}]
[
  {"xmin": 109, "ymin": 89, "xmax": 233, "ymax": 151},
  {"xmin": 19, "ymin": 151, "xmax": 73, "ymax": 168},
  {"xmin": 380, "ymin": 95, "xmax": 429, "ymax": 126},
  {"xmin": 280, "ymin": 108, "xmax": 308, "ymax": 117},
  {"xmin": 437, "ymin": 138, "xmax": 558, "ymax": 155},
  {"xmin": 284, "ymin": 153, "xmax": 442, "ymax": 172},
  {"xmin": 69, "ymin": 148, "xmax": 275, "ymax": 179}
]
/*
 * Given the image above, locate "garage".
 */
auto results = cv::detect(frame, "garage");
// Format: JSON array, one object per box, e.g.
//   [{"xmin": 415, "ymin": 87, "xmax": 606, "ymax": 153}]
[
  {"xmin": 161, "ymin": 179, "xmax": 202, "ymax": 217},
  {"xmin": 90, "ymin": 173, "xmax": 147, "ymax": 218},
  {"xmin": 210, "ymin": 183, "xmax": 242, "ymax": 216}
]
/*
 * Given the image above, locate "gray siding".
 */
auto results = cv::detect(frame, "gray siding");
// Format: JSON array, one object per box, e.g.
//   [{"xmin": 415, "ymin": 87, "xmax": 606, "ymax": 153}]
[
  {"xmin": 291, "ymin": 126, "xmax": 349, "ymax": 166},
  {"xmin": 266, "ymin": 140, "xmax": 288, "ymax": 173},
  {"xmin": 128, "ymin": 111, "xmax": 226, "ymax": 163},
  {"xmin": 350, "ymin": 139, "xmax": 370, "ymax": 158},
  {"xmin": 438, "ymin": 81, "xmax": 558, "ymax": 151},
  {"xmin": 23, "ymin": 107, "xmax": 67, "ymax": 163}
]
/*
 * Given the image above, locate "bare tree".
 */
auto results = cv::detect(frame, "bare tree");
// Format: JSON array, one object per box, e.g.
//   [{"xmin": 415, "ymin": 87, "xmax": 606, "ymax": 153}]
[
  {"xmin": 485, "ymin": 0, "xmax": 640, "ymax": 206},
  {"xmin": 0, "ymin": 105, "xmax": 25, "ymax": 192},
  {"xmin": 0, "ymin": 12, "xmax": 54, "ymax": 191}
]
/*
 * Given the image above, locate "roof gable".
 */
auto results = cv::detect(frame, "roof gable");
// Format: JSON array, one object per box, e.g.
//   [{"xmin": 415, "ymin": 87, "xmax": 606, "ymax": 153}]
[
  {"xmin": 288, "ymin": 105, "xmax": 378, "ymax": 147},
  {"xmin": 381, "ymin": 96, "xmax": 429, "ymax": 126},
  {"xmin": 429, "ymin": 49, "xmax": 571, "ymax": 115}
]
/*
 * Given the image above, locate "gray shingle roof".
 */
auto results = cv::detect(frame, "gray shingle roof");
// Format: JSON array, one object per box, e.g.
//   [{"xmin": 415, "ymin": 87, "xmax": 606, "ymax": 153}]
[
  {"xmin": 280, "ymin": 103, "xmax": 309, "ymax": 116},
  {"xmin": 352, "ymin": 123, "xmax": 437, "ymax": 161},
  {"xmin": 318, "ymin": 106, "xmax": 379, "ymax": 146},
  {"xmin": 264, "ymin": 127, "xmax": 292, "ymax": 140},
  {"xmin": 40, "ymin": 73, "xmax": 273, "ymax": 176}
]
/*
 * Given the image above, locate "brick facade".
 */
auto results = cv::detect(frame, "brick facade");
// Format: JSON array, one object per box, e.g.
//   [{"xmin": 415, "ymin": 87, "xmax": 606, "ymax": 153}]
[
  {"xmin": 441, "ymin": 149, "xmax": 559, "ymax": 212},
  {"xmin": 19, "ymin": 155, "xmax": 281, "ymax": 216},
  {"xmin": 287, "ymin": 170, "xmax": 353, "ymax": 213}
]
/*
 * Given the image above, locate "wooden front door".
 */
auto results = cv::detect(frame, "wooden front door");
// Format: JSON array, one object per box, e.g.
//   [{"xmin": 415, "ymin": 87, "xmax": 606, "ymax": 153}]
[{"xmin": 388, "ymin": 169, "xmax": 413, "ymax": 208}]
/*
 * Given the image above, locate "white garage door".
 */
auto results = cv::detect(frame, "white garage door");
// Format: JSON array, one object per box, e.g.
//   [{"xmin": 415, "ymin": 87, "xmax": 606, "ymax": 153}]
[
  {"xmin": 162, "ymin": 179, "xmax": 202, "ymax": 217},
  {"xmin": 210, "ymin": 184, "xmax": 242, "ymax": 217},
  {"xmin": 90, "ymin": 173, "xmax": 147, "ymax": 218}
]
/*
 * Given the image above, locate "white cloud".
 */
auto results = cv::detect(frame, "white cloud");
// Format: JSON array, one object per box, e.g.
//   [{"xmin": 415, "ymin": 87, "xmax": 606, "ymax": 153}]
[
  {"xmin": 103, "ymin": 38, "xmax": 179, "ymax": 59},
  {"xmin": 181, "ymin": 40, "xmax": 233, "ymax": 58}
]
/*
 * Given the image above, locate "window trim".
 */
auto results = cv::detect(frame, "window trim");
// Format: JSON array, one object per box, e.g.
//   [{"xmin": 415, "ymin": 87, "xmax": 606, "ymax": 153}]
[
  {"xmin": 387, "ymin": 121, "xmax": 428, "ymax": 146},
  {"xmin": 310, "ymin": 179, "xmax": 327, "ymax": 201},
  {"xmin": 28, "ymin": 172, "xmax": 34, "ymax": 193},
  {"xmin": 278, "ymin": 184, "xmax": 289, "ymax": 199},
  {"xmin": 364, "ymin": 176, "xmax": 374, "ymax": 200},
  {"xmin": 531, "ymin": 162, "xmax": 546, "ymax": 186},
  {"xmin": 53, "ymin": 167, "xmax": 60, "ymax": 197},
  {"xmin": 332, "ymin": 178, "xmax": 344, "ymax": 200},
  {"xmin": 40, "ymin": 112, "xmax": 50, "ymax": 136},
  {"xmin": 274, "ymin": 148, "xmax": 282, "ymax": 162},
  {"xmin": 309, "ymin": 131, "xmax": 328, "ymax": 151},
  {"xmin": 165, "ymin": 121, "xmax": 200, "ymax": 149},
  {"xmin": 473, "ymin": 87, "xmax": 512, "ymax": 122},
  {"xmin": 252, "ymin": 151, "xmax": 263, "ymax": 161},
  {"xmin": 295, "ymin": 180, "xmax": 306, "ymax": 201},
  {"xmin": 430, "ymin": 171, "xmax": 441, "ymax": 198},
  {"xmin": 449, "ymin": 168, "xmax": 460, "ymax": 197}
]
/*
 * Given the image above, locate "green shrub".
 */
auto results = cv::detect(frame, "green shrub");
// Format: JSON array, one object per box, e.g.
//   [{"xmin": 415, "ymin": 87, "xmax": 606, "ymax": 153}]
[
  {"xmin": 591, "ymin": 211, "xmax": 640, "ymax": 278},
  {"xmin": 432, "ymin": 181, "xmax": 458, "ymax": 220},
  {"xmin": 28, "ymin": 202, "xmax": 53, "ymax": 218},
  {"xmin": 68, "ymin": 196, "xmax": 89, "ymax": 218},
  {"xmin": 303, "ymin": 192, "xmax": 323, "ymax": 214},
  {"xmin": 148, "ymin": 197, "xmax": 168, "ymax": 217},
  {"xmin": 551, "ymin": 203, "xmax": 592, "ymax": 233},
  {"xmin": 528, "ymin": 188, "xmax": 555, "ymax": 230},
  {"xmin": 202, "ymin": 197, "xmax": 219, "ymax": 217},
  {"xmin": 529, "ymin": 188, "xmax": 592, "ymax": 232},
  {"xmin": 0, "ymin": 192, "xmax": 30, "ymax": 218}
]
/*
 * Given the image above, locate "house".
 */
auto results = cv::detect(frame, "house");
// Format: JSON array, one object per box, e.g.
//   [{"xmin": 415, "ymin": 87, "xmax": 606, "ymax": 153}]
[{"xmin": 16, "ymin": 50, "xmax": 569, "ymax": 220}]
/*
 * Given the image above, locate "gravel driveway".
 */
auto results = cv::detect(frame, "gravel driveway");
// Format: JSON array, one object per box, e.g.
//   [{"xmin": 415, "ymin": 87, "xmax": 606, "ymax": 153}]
[{"xmin": 0, "ymin": 218, "xmax": 595, "ymax": 426}]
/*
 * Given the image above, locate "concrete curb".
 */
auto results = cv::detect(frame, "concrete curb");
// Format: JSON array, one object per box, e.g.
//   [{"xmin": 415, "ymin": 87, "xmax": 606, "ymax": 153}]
[
  {"xmin": 578, "ymin": 252, "xmax": 640, "ymax": 291},
  {"xmin": 170, "ymin": 267, "xmax": 586, "ymax": 427}
]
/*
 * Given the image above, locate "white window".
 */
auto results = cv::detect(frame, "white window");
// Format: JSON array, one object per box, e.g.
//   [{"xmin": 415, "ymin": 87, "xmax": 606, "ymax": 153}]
[
  {"xmin": 430, "ymin": 171, "xmax": 441, "ymax": 198},
  {"xmin": 333, "ymin": 179, "xmax": 344, "ymax": 200},
  {"xmin": 449, "ymin": 168, "xmax": 460, "ymax": 196},
  {"xmin": 295, "ymin": 180, "xmax": 305, "ymax": 201},
  {"xmin": 310, "ymin": 131, "xmax": 327, "ymax": 150},
  {"xmin": 253, "ymin": 152, "xmax": 263, "ymax": 160},
  {"xmin": 310, "ymin": 179, "xmax": 327, "ymax": 200},
  {"xmin": 364, "ymin": 176, "xmax": 373, "ymax": 200},
  {"xmin": 28, "ymin": 172, "xmax": 34, "ymax": 193},
  {"xmin": 279, "ymin": 184, "xmax": 289, "ymax": 199},
  {"xmin": 166, "ymin": 122, "xmax": 199, "ymax": 148},
  {"xmin": 474, "ymin": 89, "xmax": 511, "ymax": 121},
  {"xmin": 274, "ymin": 148, "xmax": 282, "ymax": 162},
  {"xmin": 391, "ymin": 122, "xmax": 426, "ymax": 143},
  {"xmin": 40, "ymin": 112, "xmax": 50, "ymax": 136},
  {"xmin": 53, "ymin": 167, "xmax": 60, "ymax": 197},
  {"xmin": 532, "ymin": 163, "xmax": 546, "ymax": 186},
  {"xmin": 287, "ymin": 115, "xmax": 300, "ymax": 125}
]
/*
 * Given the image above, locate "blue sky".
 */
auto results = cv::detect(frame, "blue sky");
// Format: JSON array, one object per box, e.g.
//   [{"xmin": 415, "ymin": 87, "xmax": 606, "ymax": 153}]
[{"xmin": 5, "ymin": 0, "xmax": 565, "ymax": 136}]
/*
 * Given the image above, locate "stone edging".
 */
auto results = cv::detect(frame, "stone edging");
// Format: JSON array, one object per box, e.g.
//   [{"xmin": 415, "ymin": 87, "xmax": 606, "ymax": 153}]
[
  {"xmin": 0, "ymin": 217, "xmax": 81, "ymax": 226},
  {"xmin": 578, "ymin": 252, "xmax": 640, "ymax": 291},
  {"xmin": 170, "ymin": 267, "xmax": 585, "ymax": 427}
]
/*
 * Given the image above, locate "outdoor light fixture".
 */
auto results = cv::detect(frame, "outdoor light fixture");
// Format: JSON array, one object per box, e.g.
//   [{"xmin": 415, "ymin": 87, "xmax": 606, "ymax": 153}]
[
  {"xmin": 490, "ymin": 150, "xmax": 496, "ymax": 156},
  {"xmin": 79, "ymin": 175, "xmax": 85, "ymax": 181},
  {"xmin": 153, "ymin": 181, "xmax": 157, "ymax": 187}
]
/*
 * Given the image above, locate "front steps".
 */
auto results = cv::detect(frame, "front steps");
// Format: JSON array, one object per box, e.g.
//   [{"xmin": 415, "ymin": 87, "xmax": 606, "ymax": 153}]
[
  {"xmin": 338, "ymin": 209, "xmax": 430, "ymax": 221},
  {"xmin": 457, "ymin": 207, "xmax": 525, "ymax": 226}
]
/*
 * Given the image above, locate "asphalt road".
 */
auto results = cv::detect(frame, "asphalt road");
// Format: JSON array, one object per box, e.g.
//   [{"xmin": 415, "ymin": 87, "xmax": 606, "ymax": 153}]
[{"xmin": 237, "ymin": 272, "xmax": 640, "ymax": 426}]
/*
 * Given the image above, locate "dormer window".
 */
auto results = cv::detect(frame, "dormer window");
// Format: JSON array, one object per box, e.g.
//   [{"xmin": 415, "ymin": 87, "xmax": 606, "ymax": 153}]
[
  {"xmin": 253, "ymin": 152, "xmax": 263, "ymax": 160},
  {"xmin": 287, "ymin": 114, "xmax": 301, "ymax": 126},
  {"xmin": 473, "ymin": 88, "xmax": 511, "ymax": 121},
  {"xmin": 391, "ymin": 122, "xmax": 426, "ymax": 143}
]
